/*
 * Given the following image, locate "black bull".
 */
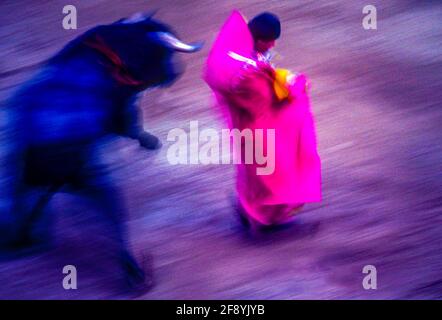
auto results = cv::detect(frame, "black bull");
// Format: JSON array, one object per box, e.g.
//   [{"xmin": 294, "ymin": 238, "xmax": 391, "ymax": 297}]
[{"xmin": 0, "ymin": 15, "xmax": 202, "ymax": 289}]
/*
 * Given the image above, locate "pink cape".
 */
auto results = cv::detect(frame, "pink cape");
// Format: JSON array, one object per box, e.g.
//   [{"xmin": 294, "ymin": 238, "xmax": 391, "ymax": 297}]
[{"xmin": 204, "ymin": 11, "xmax": 321, "ymax": 225}]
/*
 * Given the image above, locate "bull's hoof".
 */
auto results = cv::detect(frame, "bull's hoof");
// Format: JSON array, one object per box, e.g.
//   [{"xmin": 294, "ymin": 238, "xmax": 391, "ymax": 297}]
[
  {"xmin": 121, "ymin": 252, "xmax": 153, "ymax": 297},
  {"xmin": 138, "ymin": 132, "xmax": 162, "ymax": 150}
]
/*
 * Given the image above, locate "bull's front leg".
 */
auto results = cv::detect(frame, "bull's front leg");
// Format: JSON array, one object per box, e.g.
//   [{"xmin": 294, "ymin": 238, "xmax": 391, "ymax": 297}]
[{"xmin": 119, "ymin": 94, "xmax": 162, "ymax": 150}]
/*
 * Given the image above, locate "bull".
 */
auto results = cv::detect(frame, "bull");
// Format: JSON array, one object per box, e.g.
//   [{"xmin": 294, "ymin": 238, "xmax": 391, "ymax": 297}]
[{"xmin": 0, "ymin": 12, "xmax": 202, "ymax": 292}]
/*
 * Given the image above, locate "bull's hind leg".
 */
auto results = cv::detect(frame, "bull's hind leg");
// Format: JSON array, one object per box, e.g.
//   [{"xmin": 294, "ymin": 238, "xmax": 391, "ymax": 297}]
[
  {"xmin": 86, "ymin": 182, "xmax": 151, "ymax": 293},
  {"xmin": 2, "ymin": 183, "xmax": 59, "ymax": 252},
  {"xmin": 80, "ymin": 157, "xmax": 151, "ymax": 294}
]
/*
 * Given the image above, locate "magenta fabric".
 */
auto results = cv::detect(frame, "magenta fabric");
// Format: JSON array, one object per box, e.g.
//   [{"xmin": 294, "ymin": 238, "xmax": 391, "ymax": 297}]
[{"xmin": 204, "ymin": 11, "xmax": 321, "ymax": 225}]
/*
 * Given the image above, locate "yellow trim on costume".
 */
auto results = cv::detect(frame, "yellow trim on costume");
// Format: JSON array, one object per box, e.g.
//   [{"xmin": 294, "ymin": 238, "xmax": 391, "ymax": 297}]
[{"xmin": 273, "ymin": 68, "xmax": 292, "ymax": 101}]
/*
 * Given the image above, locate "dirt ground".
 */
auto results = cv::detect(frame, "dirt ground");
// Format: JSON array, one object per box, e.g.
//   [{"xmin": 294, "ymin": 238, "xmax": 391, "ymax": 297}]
[{"xmin": 0, "ymin": 0, "xmax": 441, "ymax": 299}]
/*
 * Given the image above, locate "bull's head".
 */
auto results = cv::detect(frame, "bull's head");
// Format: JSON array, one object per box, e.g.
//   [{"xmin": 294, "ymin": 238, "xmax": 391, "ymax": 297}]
[{"xmin": 108, "ymin": 11, "xmax": 203, "ymax": 87}]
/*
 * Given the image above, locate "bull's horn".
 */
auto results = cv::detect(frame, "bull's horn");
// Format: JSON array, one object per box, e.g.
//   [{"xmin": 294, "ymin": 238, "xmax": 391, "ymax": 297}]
[
  {"xmin": 155, "ymin": 32, "xmax": 203, "ymax": 53},
  {"xmin": 123, "ymin": 10, "xmax": 157, "ymax": 24},
  {"xmin": 142, "ymin": 9, "xmax": 158, "ymax": 20},
  {"xmin": 123, "ymin": 12, "xmax": 146, "ymax": 24}
]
